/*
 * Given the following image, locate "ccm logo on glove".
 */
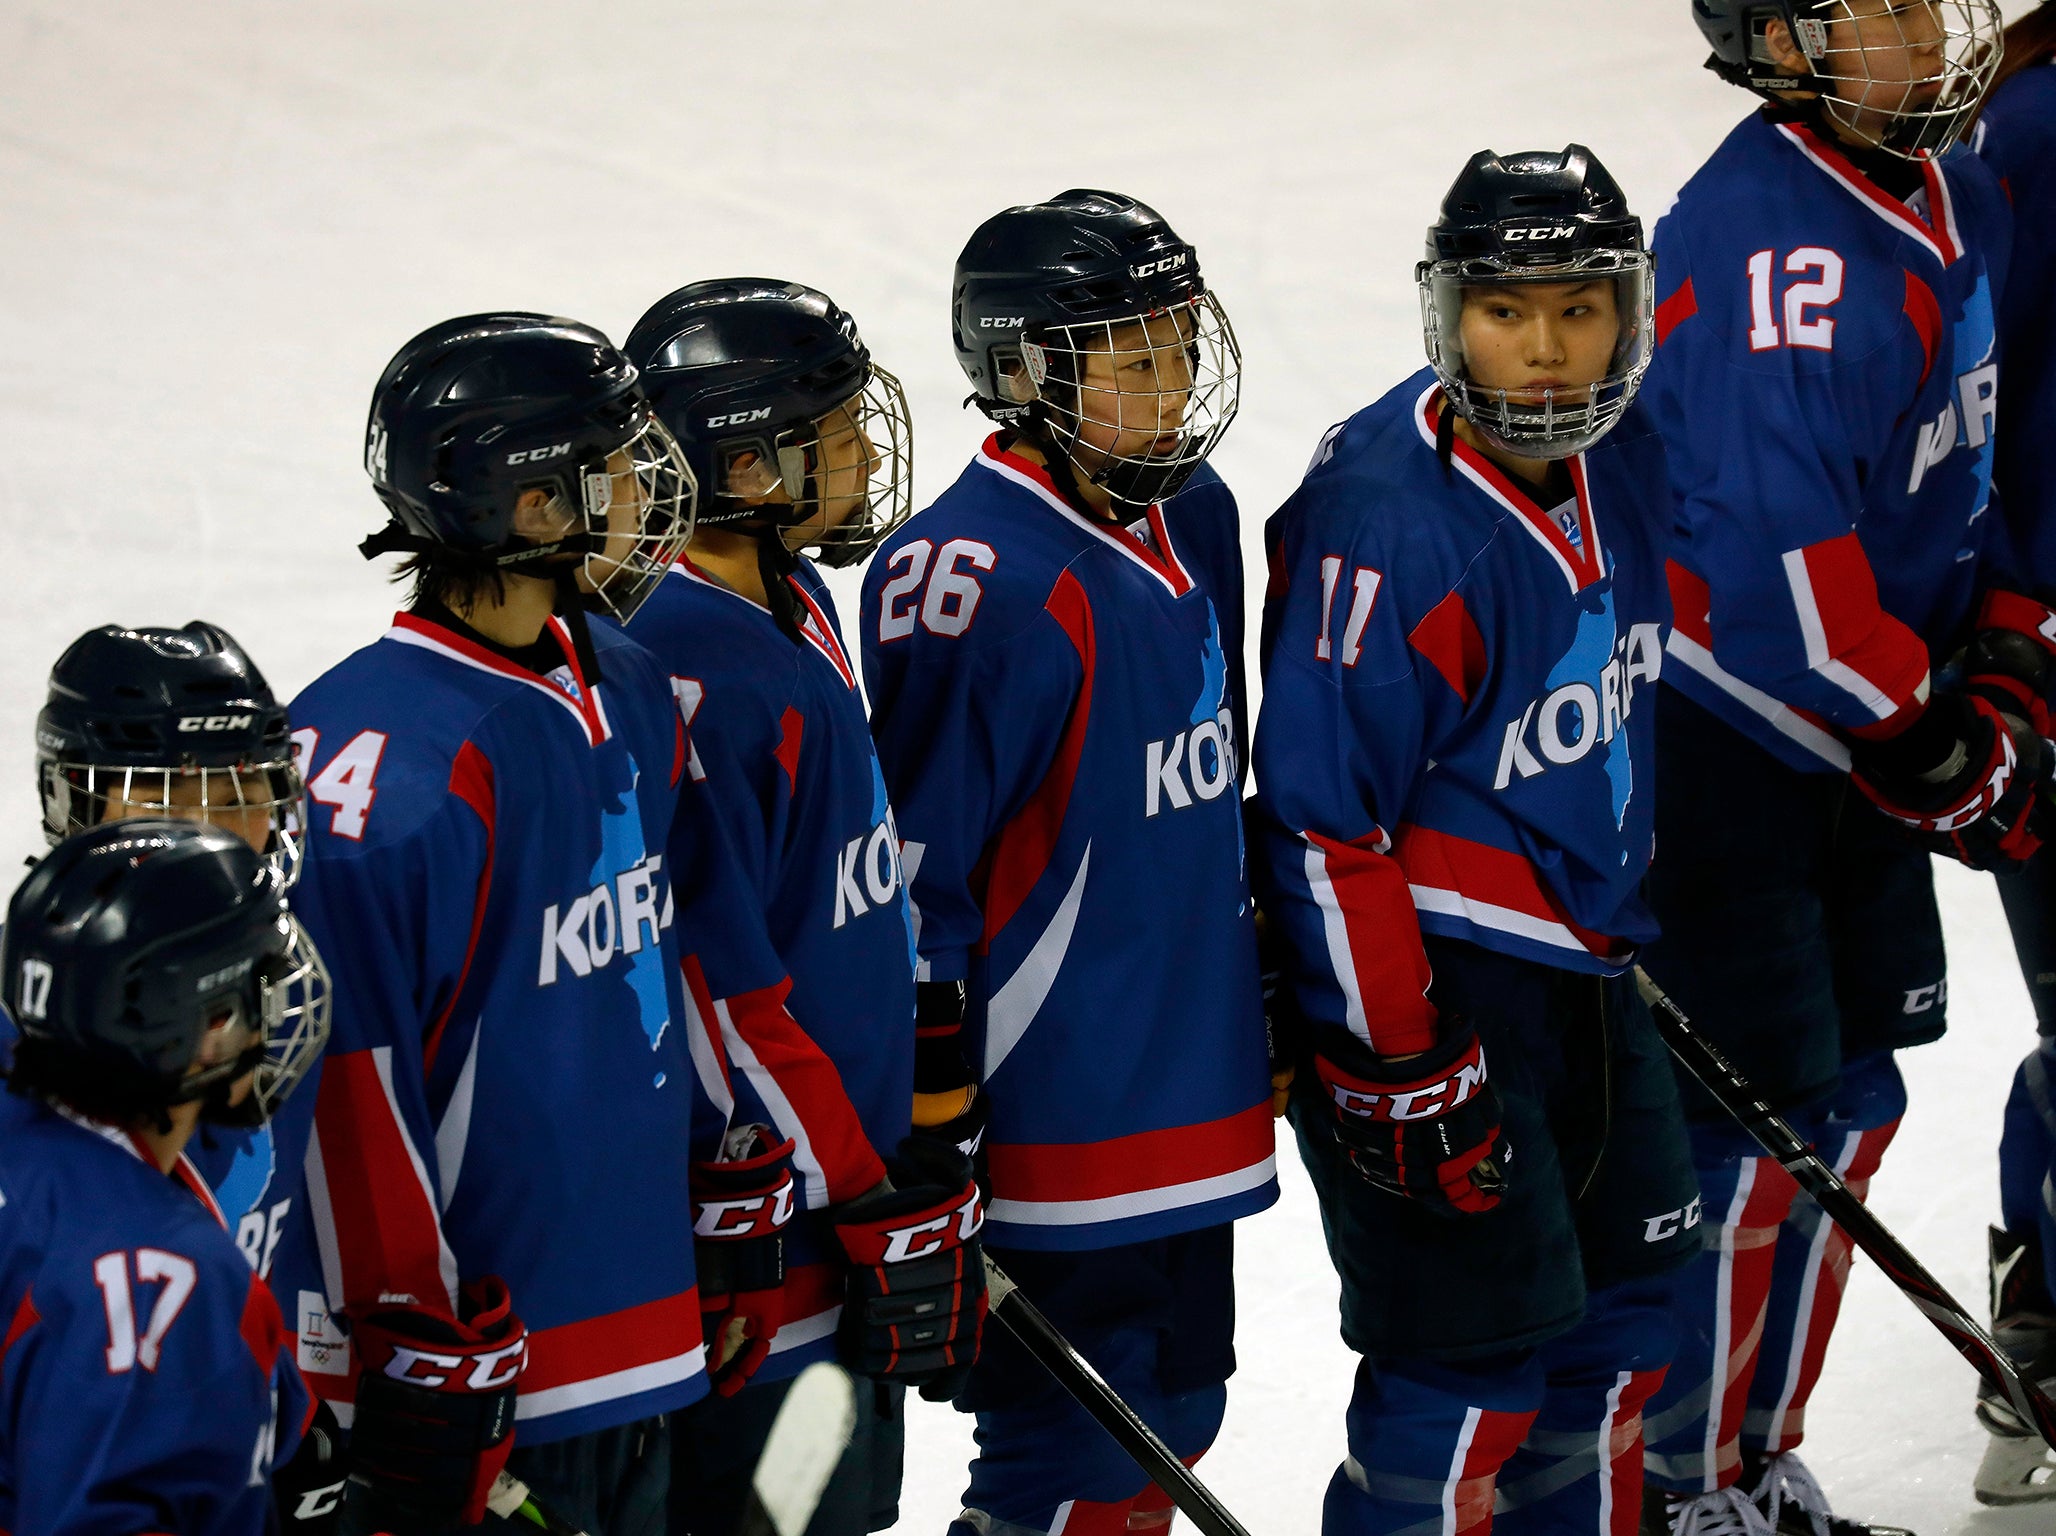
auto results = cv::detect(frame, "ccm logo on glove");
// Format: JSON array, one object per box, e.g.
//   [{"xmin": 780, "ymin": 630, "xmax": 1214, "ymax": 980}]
[
  {"xmin": 851, "ymin": 1191, "xmax": 985, "ymax": 1265},
  {"xmin": 692, "ymin": 1184, "xmax": 796, "ymax": 1240},
  {"xmin": 378, "ymin": 1338, "xmax": 529, "ymax": 1392},
  {"xmin": 1324, "ymin": 1051, "xmax": 1490, "ymax": 1123}
]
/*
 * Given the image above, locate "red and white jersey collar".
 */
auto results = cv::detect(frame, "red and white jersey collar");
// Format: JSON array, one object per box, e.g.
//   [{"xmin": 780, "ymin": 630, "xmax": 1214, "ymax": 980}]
[
  {"xmin": 1775, "ymin": 121, "xmax": 1964, "ymax": 267},
  {"xmin": 1414, "ymin": 386, "xmax": 1606, "ymax": 595},
  {"xmin": 976, "ymin": 435, "xmax": 1194, "ymax": 599},
  {"xmin": 669, "ymin": 556, "xmax": 857, "ymax": 691},
  {"xmin": 386, "ymin": 610, "xmax": 613, "ymax": 746},
  {"xmin": 52, "ymin": 1102, "xmax": 228, "ymax": 1228}
]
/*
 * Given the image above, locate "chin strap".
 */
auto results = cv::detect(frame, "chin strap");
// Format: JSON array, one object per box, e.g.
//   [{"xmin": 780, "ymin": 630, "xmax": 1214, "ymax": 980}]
[
  {"xmin": 358, "ymin": 520, "xmax": 575, "ymax": 573},
  {"xmin": 1434, "ymin": 396, "xmax": 1459, "ymax": 474},
  {"xmin": 551, "ymin": 570, "xmax": 605, "ymax": 688},
  {"xmin": 756, "ymin": 535, "xmax": 806, "ymax": 644}
]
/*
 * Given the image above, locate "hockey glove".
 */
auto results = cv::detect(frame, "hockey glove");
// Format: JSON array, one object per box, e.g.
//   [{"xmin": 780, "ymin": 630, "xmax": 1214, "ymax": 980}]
[
  {"xmin": 911, "ymin": 979, "xmax": 988, "ymax": 1165},
  {"xmin": 832, "ymin": 1136, "xmax": 987, "ymax": 1400},
  {"xmin": 273, "ymin": 1399, "xmax": 349, "ymax": 1536},
  {"xmin": 1962, "ymin": 589, "xmax": 2056, "ymax": 739},
  {"xmin": 1312, "ymin": 1022, "xmax": 1506, "ymax": 1216},
  {"xmin": 346, "ymin": 1276, "xmax": 527, "ymax": 1530},
  {"xmin": 1851, "ymin": 690, "xmax": 2049, "ymax": 869},
  {"xmin": 692, "ymin": 1125, "xmax": 798, "ymax": 1398}
]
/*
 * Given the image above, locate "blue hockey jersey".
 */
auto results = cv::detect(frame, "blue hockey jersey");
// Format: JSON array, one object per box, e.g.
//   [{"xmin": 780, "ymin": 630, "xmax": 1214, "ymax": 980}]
[
  {"xmin": 1255, "ymin": 377, "xmax": 1671, "ymax": 1054},
  {"xmin": 1978, "ymin": 61, "xmax": 2056, "ymax": 588},
  {"xmin": 1647, "ymin": 111, "xmax": 2015, "ymax": 772},
  {"xmin": 289, "ymin": 611, "xmax": 708, "ymax": 1443},
  {"xmin": 861, "ymin": 437, "xmax": 1275, "ymax": 1252},
  {"xmin": 631, "ymin": 555, "xmax": 910, "ymax": 1376},
  {"xmin": 0, "ymin": 1093, "xmax": 309, "ymax": 1536}
]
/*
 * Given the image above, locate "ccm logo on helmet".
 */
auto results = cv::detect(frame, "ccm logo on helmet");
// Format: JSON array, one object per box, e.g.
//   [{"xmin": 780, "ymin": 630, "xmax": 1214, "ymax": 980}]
[
  {"xmin": 506, "ymin": 443, "xmax": 572, "ymax": 466},
  {"xmin": 381, "ymin": 1339, "xmax": 529, "ymax": 1392},
  {"xmin": 878, "ymin": 1191, "xmax": 985, "ymax": 1264},
  {"xmin": 1503, "ymin": 224, "xmax": 1577, "ymax": 242},
  {"xmin": 178, "ymin": 714, "xmax": 254, "ymax": 733},
  {"xmin": 708, "ymin": 408, "xmax": 774, "ymax": 428},
  {"xmin": 979, "ymin": 316, "xmax": 1025, "ymax": 329},
  {"xmin": 1130, "ymin": 253, "xmax": 1189, "ymax": 279}
]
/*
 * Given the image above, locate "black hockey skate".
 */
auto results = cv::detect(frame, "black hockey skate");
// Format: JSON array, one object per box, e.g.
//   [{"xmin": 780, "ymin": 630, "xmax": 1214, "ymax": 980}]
[
  {"xmin": 1974, "ymin": 1225, "xmax": 2056, "ymax": 1505},
  {"xmin": 1640, "ymin": 1484, "xmax": 1773, "ymax": 1536},
  {"xmin": 1742, "ymin": 1451, "xmax": 1914, "ymax": 1536}
]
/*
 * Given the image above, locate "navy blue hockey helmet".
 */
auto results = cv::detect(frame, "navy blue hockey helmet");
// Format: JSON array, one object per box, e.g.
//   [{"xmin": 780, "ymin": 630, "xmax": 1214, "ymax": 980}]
[
  {"xmin": 37, "ymin": 622, "xmax": 303, "ymax": 885},
  {"xmin": 2, "ymin": 820, "xmax": 330, "ymax": 1128},
  {"xmin": 624, "ymin": 279, "xmax": 913, "ymax": 569},
  {"xmin": 361, "ymin": 313, "xmax": 695, "ymax": 621},
  {"xmin": 1692, "ymin": 0, "xmax": 2000, "ymax": 158},
  {"xmin": 1418, "ymin": 145, "xmax": 1655, "ymax": 461},
  {"xmin": 952, "ymin": 189, "xmax": 1240, "ymax": 512}
]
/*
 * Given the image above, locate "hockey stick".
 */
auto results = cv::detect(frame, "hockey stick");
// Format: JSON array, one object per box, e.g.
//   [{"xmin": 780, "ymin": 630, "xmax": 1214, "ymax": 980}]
[
  {"xmin": 487, "ymin": 1472, "xmax": 592, "ymax": 1536},
  {"xmin": 731, "ymin": 1361, "xmax": 861, "ymax": 1536},
  {"xmin": 984, "ymin": 1256, "xmax": 1254, "ymax": 1536},
  {"xmin": 1635, "ymin": 966, "xmax": 2056, "ymax": 1451}
]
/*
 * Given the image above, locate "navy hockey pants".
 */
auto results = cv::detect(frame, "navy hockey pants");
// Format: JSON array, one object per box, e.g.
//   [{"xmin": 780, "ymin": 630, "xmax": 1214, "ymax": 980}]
[
  {"xmin": 672, "ymin": 1376, "xmax": 904, "ymax": 1535},
  {"xmin": 946, "ymin": 1226, "xmax": 1236, "ymax": 1536},
  {"xmin": 1641, "ymin": 1055, "xmax": 1904, "ymax": 1493},
  {"xmin": 1996, "ymin": 847, "xmax": 2056, "ymax": 1297},
  {"xmin": 1640, "ymin": 687, "xmax": 1937, "ymax": 1493},
  {"xmin": 1291, "ymin": 938, "xmax": 1700, "ymax": 1536}
]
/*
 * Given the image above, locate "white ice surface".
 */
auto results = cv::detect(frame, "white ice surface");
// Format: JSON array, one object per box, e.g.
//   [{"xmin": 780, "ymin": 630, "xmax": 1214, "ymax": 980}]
[{"xmin": 1, "ymin": 3, "xmax": 2050, "ymax": 1530}]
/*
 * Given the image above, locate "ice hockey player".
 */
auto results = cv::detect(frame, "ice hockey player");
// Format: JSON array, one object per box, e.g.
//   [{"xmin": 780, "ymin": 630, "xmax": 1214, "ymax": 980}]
[
  {"xmin": 623, "ymin": 278, "xmax": 983, "ymax": 1534},
  {"xmin": 1970, "ymin": 0, "xmax": 2056, "ymax": 1506},
  {"xmin": 23, "ymin": 622, "xmax": 308, "ymax": 1267},
  {"xmin": 1253, "ymin": 144, "xmax": 1697, "ymax": 1536},
  {"xmin": 0, "ymin": 818, "xmax": 328, "ymax": 1536},
  {"xmin": 862, "ymin": 190, "xmax": 1275, "ymax": 1536},
  {"xmin": 290, "ymin": 313, "xmax": 712, "ymax": 1535},
  {"xmin": 1639, "ymin": 3, "xmax": 2026, "ymax": 1533}
]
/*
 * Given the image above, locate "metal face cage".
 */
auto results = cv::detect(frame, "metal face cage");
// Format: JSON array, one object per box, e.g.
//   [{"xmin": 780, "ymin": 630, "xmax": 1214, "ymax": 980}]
[
  {"xmin": 1010, "ymin": 291, "xmax": 1241, "ymax": 512},
  {"xmin": 1419, "ymin": 250, "xmax": 1656, "ymax": 462},
  {"xmin": 1777, "ymin": 0, "xmax": 2002, "ymax": 159},
  {"xmin": 570, "ymin": 405, "xmax": 698, "ymax": 622},
  {"xmin": 39, "ymin": 757, "xmax": 306, "ymax": 886},
  {"xmin": 783, "ymin": 366, "xmax": 916, "ymax": 569},
  {"xmin": 245, "ymin": 912, "xmax": 331, "ymax": 1124}
]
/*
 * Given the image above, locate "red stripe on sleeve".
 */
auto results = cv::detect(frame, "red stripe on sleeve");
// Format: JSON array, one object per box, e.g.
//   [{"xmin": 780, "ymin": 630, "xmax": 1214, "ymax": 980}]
[
  {"xmin": 313, "ymin": 1051, "xmax": 455, "ymax": 1316},
  {"xmin": 773, "ymin": 707, "xmax": 804, "ymax": 793},
  {"xmin": 1794, "ymin": 533, "xmax": 1931, "ymax": 734},
  {"xmin": 671, "ymin": 710, "xmax": 687, "ymax": 789},
  {"xmin": 981, "ymin": 569, "xmax": 1095, "ymax": 949},
  {"xmin": 1655, "ymin": 277, "xmax": 1698, "ymax": 347},
  {"xmin": 723, "ymin": 980, "xmax": 887, "ymax": 1204},
  {"xmin": 1305, "ymin": 828, "xmax": 1438, "ymax": 1056},
  {"xmin": 1903, "ymin": 271, "xmax": 1942, "ymax": 388},
  {"xmin": 426, "ymin": 742, "xmax": 496, "ymax": 1075},
  {"xmin": 1408, "ymin": 590, "xmax": 1488, "ymax": 704},
  {"xmin": 1265, "ymin": 535, "xmax": 1290, "ymax": 600}
]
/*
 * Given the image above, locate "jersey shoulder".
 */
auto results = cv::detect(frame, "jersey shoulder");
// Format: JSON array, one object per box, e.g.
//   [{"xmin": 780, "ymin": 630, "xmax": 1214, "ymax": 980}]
[
  {"xmin": 0, "ymin": 1100, "xmax": 259, "ymax": 1372},
  {"xmin": 865, "ymin": 453, "xmax": 1088, "ymax": 658}
]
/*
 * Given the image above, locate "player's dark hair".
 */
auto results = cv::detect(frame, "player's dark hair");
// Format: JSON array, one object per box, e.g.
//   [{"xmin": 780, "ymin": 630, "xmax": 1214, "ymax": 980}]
[
  {"xmin": 394, "ymin": 550, "xmax": 507, "ymax": 614},
  {"xmin": 5, "ymin": 1039, "xmax": 175, "ymax": 1132},
  {"xmin": 1992, "ymin": 2, "xmax": 2056, "ymax": 98}
]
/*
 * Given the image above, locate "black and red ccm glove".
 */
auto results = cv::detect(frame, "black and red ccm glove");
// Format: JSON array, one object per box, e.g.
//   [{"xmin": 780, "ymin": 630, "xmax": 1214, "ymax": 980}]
[
  {"xmin": 1852, "ymin": 689, "xmax": 2050, "ymax": 869},
  {"xmin": 832, "ymin": 1137, "xmax": 987, "ymax": 1400},
  {"xmin": 347, "ymin": 1276, "xmax": 527, "ymax": 1528},
  {"xmin": 692, "ymin": 1126, "xmax": 798, "ymax": 1397},
  {"xmin": 1312, "ymin": 1022, "xmax": 1507, "ymax": 1216},
  {"xmin": 1962, "ymin": 589, "xmax": 2056, "ymax": 737}
]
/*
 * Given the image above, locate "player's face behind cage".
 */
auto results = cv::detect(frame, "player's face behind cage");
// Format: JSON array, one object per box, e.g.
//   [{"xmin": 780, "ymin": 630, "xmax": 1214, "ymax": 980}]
[
  {"xmin": 1420, "ymin": 252, "xmax": 1655, "ymax": 460},
  {"xmin": 1017, "ymin": 292, "xmax": 1240, "ymax": 508},
  {"xmin": 1786, "ymin": 0, "xmax": 2001, "ymax": 158},
  {"xmin": 537, "ymin": 408, "xmax": 695, "ymax": 622},
  {"xmin": 40, "ymin": 758, "xmax": 305, "ymax": 887},
  {"xmin": 723, "ymin": 372, "xmax": 914, "ymax": 569}
]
